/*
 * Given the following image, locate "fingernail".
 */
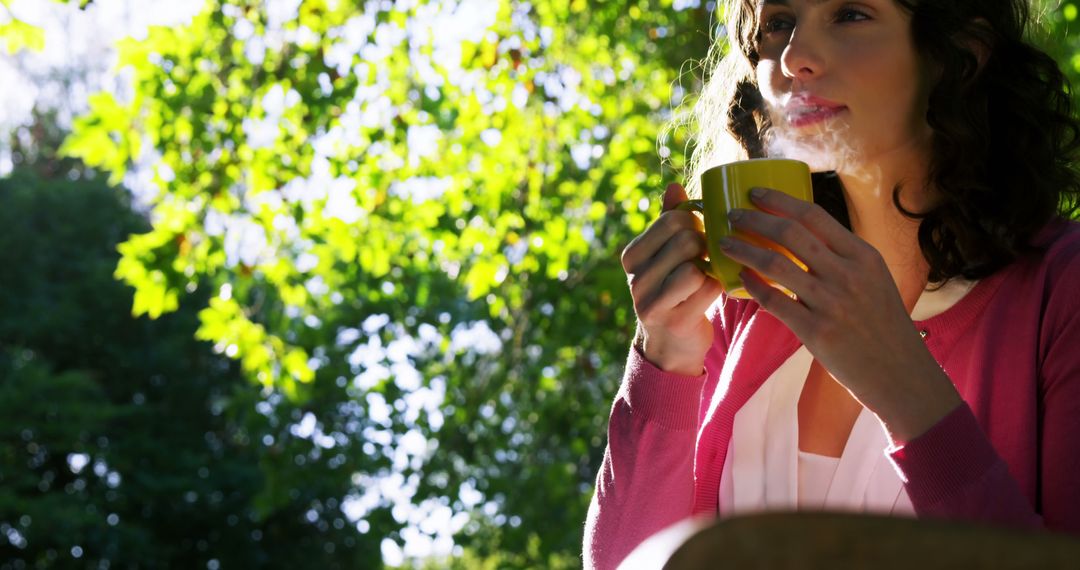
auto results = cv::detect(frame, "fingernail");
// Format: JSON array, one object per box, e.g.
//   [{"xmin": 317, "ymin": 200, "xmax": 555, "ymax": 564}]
[
  {"xmin": 728, "ymin": 209, "xmax": 745, "ymax": 222},
  {"xmin": 750, "ymin": 187, "xmax": 767, "ymax": 199}
]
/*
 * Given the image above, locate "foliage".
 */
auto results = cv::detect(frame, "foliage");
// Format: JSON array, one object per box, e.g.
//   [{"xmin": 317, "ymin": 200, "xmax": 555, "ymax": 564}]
[
  {"xmin": 44, "ymin": 0, "xmax": 1080, "ymax": 566},
  {"xmin": 0, "ymin": 0, "xmax": 91, "ymax": 54},
  {"xmin": 1042, "ymin": 1, "xmax": 1080, "ymax": 103},
  {"xmin": 0, "ymin": 0, "xmax": 41, "ymax": 54},
  {"xmin": 58, "ymin": 0, "xmax": 715, "ymax": 564},
  {"xmin": 0, "ymin": 168, "xmax": 381, "ymax": 567}
]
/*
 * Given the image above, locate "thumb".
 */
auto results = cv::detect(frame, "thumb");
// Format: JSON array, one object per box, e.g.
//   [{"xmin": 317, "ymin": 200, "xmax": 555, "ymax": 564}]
[{"xmin": 661, "ymin": 182, "xmax": 688, "ymax": 212}]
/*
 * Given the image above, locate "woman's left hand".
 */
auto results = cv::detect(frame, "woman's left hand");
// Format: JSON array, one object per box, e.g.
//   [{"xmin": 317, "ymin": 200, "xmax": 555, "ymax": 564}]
[{"xmin": 718, "ymin": 186, "xmax": 963, "ymax": 443}]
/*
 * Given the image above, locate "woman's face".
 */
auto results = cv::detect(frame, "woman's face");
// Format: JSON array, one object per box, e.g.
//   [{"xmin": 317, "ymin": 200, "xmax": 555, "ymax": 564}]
[{"xmin": 753, "ymin": 0, "xmax": 933, "ymax": 173}]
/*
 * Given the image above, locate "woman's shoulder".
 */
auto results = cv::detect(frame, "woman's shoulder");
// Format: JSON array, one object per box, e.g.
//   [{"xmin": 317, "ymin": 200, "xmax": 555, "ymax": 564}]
[
  {"xmin": 1030, "ymin": 217, "xmax": 1080, "ymax": 279},
  {"xmin": 999, "ymin": 218, "xmax": 1080, "ymax": 315},
  {"xmin": 936, "ymin": 219, "xmax": 1077, "ymax": 324}
]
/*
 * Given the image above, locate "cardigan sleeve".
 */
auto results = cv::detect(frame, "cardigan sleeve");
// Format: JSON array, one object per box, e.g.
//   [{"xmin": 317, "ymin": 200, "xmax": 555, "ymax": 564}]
[
  {"xmin": 886, "ymin": 403, "xmax": 1043, "ymax": 529},
  {"xmin": 1036, "ymin": 294, "xmax": 1080, "ymax": 533},
  {"xmin": 1034, "ymin": 241, "xmax": 1080, "ymax": 532},
  {"xmin": 584, "ymin": 297, "xmax": 743, "ymax": 570},
  {"xmin": 887, "ymin": 234, "xmax": 1080, "ymax": 534},
  {"xmin": 582, "ymin": 347, "xmax": 706, "ymax": 570}
]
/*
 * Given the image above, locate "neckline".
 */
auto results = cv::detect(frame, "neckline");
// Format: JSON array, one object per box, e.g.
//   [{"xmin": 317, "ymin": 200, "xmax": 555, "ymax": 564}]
[
  {"xmin": 910, "ymin": 278, "xmax": 978, "ymax": 321},
  {"xmin": 911, "ymin": 217, "xmax": 1070, "ymax": 332},
  {"xmin": 912, "ymin": 273, "xmax": 997, "ymax": 327}
]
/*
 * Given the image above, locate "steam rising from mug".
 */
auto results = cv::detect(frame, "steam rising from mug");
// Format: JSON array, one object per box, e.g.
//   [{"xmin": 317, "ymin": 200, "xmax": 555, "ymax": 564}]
[{"xmin": 762, "ymin": 103, "xmax": 881, "ymax": 193}]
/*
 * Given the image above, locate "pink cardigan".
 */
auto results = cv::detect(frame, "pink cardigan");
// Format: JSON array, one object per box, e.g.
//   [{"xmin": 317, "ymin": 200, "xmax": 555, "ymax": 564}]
[{"xmin": 584, "ymin": 219, "xmax": 1080, "ymax": 570}]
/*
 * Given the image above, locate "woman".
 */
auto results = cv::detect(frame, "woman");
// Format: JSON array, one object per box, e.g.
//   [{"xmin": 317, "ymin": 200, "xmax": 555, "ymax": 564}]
[{"xmin": 584, "ymin": 0, "xmax": 1080, "ymax": 568}]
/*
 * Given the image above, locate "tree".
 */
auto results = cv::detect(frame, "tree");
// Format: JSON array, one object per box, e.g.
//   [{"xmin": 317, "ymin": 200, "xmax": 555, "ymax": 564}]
[
  {"xmin": 0, "ymin": 165, "xmax": 382, "ymax": 567},
  {"xmin": 52, "ymin": 0, "xmax": 1080, "ymax": 566},
  {"xmin": 59, "ymin": 0, "xmax": 716, "ymax": 564}
]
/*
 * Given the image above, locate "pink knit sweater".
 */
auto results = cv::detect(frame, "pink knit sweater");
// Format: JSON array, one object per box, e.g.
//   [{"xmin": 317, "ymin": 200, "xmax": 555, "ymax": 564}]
[{"xmin": 584, "ymin": 219, "xmax": 1080, "ymax": 570}]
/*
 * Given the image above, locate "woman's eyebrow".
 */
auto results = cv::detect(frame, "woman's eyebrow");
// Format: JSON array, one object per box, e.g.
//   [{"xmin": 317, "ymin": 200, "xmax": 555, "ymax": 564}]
[{"xmin": 759, "ymin": 0, "xmax": 833, "ymax": 7}]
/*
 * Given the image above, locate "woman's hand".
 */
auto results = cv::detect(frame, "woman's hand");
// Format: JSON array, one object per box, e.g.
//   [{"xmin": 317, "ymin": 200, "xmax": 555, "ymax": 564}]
[
  {"xmin": 717, "ymin": 187, "xmax": 962, "ymax": 442},
  {"xmin": 621, "ymin": 183, "xmax": 725, "ymax": 376}
]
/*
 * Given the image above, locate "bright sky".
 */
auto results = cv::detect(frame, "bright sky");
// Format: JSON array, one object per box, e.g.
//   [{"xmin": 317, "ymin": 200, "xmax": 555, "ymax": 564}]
[
  {"xmin": 0, "ymin": 0, "xmax": 202, "ymax": 172},
  {"xmin": 0, "ymin": 0, "xmax": 507, "ymax": 565}
]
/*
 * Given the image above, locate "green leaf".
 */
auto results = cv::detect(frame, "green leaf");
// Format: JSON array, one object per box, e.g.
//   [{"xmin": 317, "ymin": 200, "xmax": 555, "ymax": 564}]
[{"xmin": 0, "ymin": 18, "xmax": 45, "ymax": 54}]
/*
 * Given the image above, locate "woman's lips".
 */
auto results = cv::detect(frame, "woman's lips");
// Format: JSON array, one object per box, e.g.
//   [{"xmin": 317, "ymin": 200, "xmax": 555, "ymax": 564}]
[{"xmin": 784, "ymin": 96, "xmax": 847, "ymax": 128}]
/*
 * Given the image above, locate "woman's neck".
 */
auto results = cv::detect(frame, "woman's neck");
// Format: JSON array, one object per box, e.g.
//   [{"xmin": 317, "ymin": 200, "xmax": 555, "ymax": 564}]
[{"xmin": 836, "ymin": 149, "xmax": 934, "ymax": 312}]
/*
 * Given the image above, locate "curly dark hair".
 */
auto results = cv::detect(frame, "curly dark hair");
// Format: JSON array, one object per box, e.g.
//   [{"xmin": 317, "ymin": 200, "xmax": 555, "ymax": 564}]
[{"xmin": 720, "ymin": 0, "xmax": 1080, "ymax": 282}]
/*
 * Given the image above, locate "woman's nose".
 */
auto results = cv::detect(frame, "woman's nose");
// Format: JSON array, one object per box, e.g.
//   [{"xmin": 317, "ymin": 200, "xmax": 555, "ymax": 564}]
[{"xmin": 780, "ymin": 28, "xmax": 825, "ymax": 81}]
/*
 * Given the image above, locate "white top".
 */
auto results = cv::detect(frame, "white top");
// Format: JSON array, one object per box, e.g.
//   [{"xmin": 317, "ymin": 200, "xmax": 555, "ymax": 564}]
[
  {"xmin": 718, "ymin": 278, "xmax": 976, "ymax": 516},
  {"xmin": 797, "ymin": 451, "xmax": 840, "ymax": 510}
]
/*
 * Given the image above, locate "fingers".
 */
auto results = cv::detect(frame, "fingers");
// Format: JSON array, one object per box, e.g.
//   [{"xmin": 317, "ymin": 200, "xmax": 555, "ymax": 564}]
[
  {"xmin": 723, "ymin": 186, "xmax": 877, "ymax": 309},
  {"xmin": 640, "ymin": 262, "xmax": 724, "ymax": 335},
  {"xmin": 630, "ymin": 228, "xmax": 709, "ymax": 315},
  {"xmin": 676, "ymin": 274, "xmax": 725, "ymax": 316},
  {"xmin": 662, "ymin": 182, "xmax": 689, "ymax": 212},
  {"xmin": 718, "ymin": 235, "xmax": 819, "ymax": 304},
  {"xmin": 728, "ymin": 208, "xmax": 843, "ymax": 276},
  {"xmin": 621, "ymin": 209, "xmax": 703, "ymax": 274},
  {"xmin": 747, "ymin": 187, "xmax": 864, "ymax": 259},
  {"xmin": 621, "ymin": 182, "xmax": 697, "ymax": 273},
  {"xmin": 622, "ymin": 182, "xmax": 718, "ymax": 328},
  {"xmin": 651, "ymin": 260, "xmax": 710, "ymax": 314},
  {"xmin": 740, "ymin": 268, "xmax": 811, "ymax": 334}
]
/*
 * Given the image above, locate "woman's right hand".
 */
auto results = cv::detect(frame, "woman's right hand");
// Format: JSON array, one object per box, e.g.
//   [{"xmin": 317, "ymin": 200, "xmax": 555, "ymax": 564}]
[{"xmin": 621, "ymin": 183, "xmax": 724, "ymax": 376}]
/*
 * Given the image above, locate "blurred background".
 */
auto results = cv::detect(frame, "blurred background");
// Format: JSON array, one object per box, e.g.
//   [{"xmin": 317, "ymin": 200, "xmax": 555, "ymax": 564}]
[{"xmin": 0, "ymin": 0, "xmax": 1077, "ymax": 568}]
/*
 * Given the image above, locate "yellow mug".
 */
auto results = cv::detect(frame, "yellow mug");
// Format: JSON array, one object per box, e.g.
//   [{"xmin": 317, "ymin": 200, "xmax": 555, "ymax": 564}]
[{"xmin": 676, "ymin": 158, "xmax": 813, "ymax": 299}]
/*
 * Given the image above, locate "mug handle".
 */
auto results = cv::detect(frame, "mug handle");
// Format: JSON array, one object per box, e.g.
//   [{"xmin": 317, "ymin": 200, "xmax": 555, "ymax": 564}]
[{"xmin": 672, "ymin": 200, "xmax": 718, "ymax": 279}]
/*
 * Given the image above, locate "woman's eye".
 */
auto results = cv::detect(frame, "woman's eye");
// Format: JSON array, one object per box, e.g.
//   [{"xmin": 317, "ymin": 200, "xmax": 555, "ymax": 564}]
[
  {"xmin": 761, "ymin": 16, "xmax": 794, "ymax": 35},
  {"xmin": 835, "ymin": 8, "xmax": 870, "ymax": 23}
]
